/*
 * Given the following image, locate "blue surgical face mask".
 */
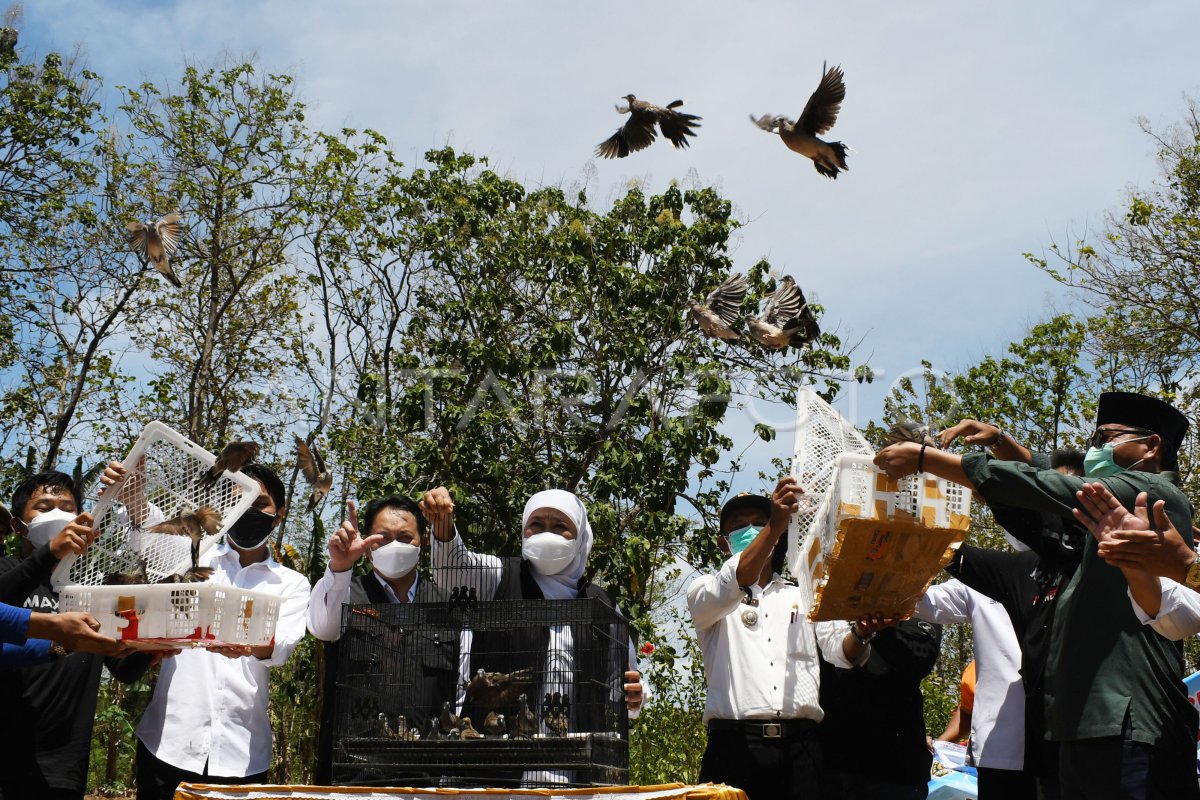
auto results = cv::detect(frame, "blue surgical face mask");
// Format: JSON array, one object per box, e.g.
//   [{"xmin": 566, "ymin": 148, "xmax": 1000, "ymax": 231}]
[
  {"xmin": 728, "ymin": 525, "xmax": 763, "ymax": 555},
  {"xmin": 1083, "ymin": 436, "xmax": 1149, "ymax": 478}
]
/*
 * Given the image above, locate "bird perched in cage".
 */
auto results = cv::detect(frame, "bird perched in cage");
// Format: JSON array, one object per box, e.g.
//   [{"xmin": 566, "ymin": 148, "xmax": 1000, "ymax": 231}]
[
  {"xmin": 750, "ymin": 63, "xmax": 850, "ymax": 179},
  {"xmin": 423, "ymin": 718, "xmax": 440, "ymax": 741},
  {"xmin": 126, "ymin": 213, "xmax": 186, "ymax": 287},
  {"xmin": 293, "ymin": 434, "xmax": 333, "ymax": 513},
  {"xmin": 514, "ymin": 693, "xmax": 538, "ymax": 739},
  {"xmin": 886, "ymin": 420, "xmax": 939, "ymax": 448},
  {"xmin": 482, "ymin": 711, "xmax": 507, "ymax": 738},
  {"xmin": 595, "ymin": 95, "xmax": 701, "ymax": 159},
  {"xmin": 543, "ymin": 692, "xmax": 570, "ymax": 737},
  {"xmin": 459, "ymin": 716, "xmax": 484, "ymax": 740},
  {"xmin": 463, "ymin": 667, "xmax": 534, "ymax": 708},
  {"xmin": 102, "ymin": 559, "xmax": 150, "ymax": 586},
  {"xmin": 688, "ymin": 273, "xmax": 748, "ymax": 341},
  {"xmin": 198, "ymin": 440, "xmax": 260, "ymax": 490},
  {"xmin": 148, "ymin": 504, "xmax": 222, "ymax": 578},
  {"xmin": 745, "ymin": 276, "xmax": 821, "ymax": 350},
  {"xmin": 439, "ymin": 700, "xmax": 461, "ymax": 736},
  {"xmin": 377, "ymin": 712, "xmax": 394, "ymax": 738}
]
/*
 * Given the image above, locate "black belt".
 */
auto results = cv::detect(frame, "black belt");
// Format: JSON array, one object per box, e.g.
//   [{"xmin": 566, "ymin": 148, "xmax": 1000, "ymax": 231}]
[{"xmin": 707, "ymin": 718, "xmax": 818, "ymax": 739}]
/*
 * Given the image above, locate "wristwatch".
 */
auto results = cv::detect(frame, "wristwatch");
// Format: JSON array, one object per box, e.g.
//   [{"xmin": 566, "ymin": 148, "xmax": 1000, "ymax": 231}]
[
  {"xmin": 848, "ymin": 622, "xmax": 875, "ymax": 646},
  {"xmin": 986, "ymin": 425, "xmax": 1006, "ymax": 448},
  {"xmin": 1185, "ymin": 554, "xmax": 1200, "ymax": 590},
  {"xmin": 49, "ymin": 642, "xmax": 69, "ymax": 660}
]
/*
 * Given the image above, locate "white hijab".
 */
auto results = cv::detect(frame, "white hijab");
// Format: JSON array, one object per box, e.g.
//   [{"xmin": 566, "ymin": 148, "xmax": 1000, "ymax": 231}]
[{"xmin": 522, "ymin": 489, "xmax": 593, "ymax": 600}]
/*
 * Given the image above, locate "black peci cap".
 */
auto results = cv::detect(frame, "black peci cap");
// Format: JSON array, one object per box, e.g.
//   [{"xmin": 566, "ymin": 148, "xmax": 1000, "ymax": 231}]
[
  {"xmin": 1096, "ymin": 392, "xmax": 1189, "ymax": 469},
  {"xmin": 718, "ymin": 492, "xmax": 772, "ymax": 533}
]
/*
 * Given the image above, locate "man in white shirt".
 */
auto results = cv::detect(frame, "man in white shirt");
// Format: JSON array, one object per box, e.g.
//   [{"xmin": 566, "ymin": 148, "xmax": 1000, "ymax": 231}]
[
  {"xmin": 307, "ymin": 494, "xmax": 456, "ymax": 785},
  {"xmin": 687, "ymin": 478, "xmax": 875, "ymax": 800},
  {"xmin": 914, "ymin": 579, "xmax": 1028, "ymax": 796},
  {"xmin": 132, "ymin": 463, "xmax": 310, "ymax": 800}
]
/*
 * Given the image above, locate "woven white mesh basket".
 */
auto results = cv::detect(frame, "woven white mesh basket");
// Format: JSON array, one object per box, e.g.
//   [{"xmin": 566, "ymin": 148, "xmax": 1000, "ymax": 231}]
[{"xmin": 54, "ymin": 421, "xmax": 280, "ymax": 648}]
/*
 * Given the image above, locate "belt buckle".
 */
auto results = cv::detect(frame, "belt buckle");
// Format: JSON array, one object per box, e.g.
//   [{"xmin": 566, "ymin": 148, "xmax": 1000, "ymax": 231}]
[{"xmin": 762, "ymin": 723, "xmax": 782, "ymax": 739}]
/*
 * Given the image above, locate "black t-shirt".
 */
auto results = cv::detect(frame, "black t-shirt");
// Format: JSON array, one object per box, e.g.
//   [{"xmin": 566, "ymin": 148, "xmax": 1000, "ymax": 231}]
[
  {"xmin": 0, "ymin": 556, "xmax": 151, "ymax": 793},
  {"xmin": 818, "ymin": 619, "xmax": 943, "ymax": 786}
]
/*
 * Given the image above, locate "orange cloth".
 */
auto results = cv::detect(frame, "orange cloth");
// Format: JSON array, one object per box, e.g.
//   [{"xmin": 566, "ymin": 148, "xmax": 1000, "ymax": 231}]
[{"xmin": 959, "ymin": 660, "xmax": 976, "ymax": 715}]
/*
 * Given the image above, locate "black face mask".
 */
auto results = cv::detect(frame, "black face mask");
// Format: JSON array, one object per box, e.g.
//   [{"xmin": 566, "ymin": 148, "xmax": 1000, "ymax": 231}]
[{"xmin": 228, "ymin": 508, "xmax": 276, "ymax": 550}]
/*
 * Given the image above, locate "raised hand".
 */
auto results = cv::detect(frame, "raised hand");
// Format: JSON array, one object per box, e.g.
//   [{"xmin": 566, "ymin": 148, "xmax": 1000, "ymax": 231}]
[
  {"xmin": 48, "ymin": 513, "xmax": 98, "ymax": 560},
  {"xmin": 327, "ymin": 499, "xmax": 384, "ymax": 573},
  {"xmin": 937, "ymin": 419, "xmax": 1002, "ymax": 449},
  {"xmin": 873, "ymin": 442, "xmax": 921, "ymax": 479},
  {"xmin": 1076, "ymin": 483, "xmax": 1195, "ymax": 583},
  {"xmin": 419, "ymin": 486, "xmax": 456, "ymax": 541}
]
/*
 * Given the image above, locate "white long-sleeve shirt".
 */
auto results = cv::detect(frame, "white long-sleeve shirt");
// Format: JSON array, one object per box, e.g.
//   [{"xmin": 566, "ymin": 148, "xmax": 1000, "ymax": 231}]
[
  {"xmin": 687, "ymin": 552, "xmax": 859, "ymax": 723},
  {"xmin": 914, "ymin": 579, "xmax": 1025, "ymax": 771},
  {"xmin": 136, "ymin": 542, "xmax": 310, "ymax": 777},
  {"xmin": 1129, "ymin": 578, "xmax": 1200, "ymax": 640},
  {"xmin": 306, "ymin": 567, "xmax": 419, "ymax": 642}
]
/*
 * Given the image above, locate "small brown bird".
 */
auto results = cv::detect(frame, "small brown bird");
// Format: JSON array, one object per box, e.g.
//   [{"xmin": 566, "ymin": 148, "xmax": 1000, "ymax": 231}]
[
  {"xmin": 482, "ymin": 711, "xmax": 507, "ymax": 737},
  {"xmin": 198, "ymin": 441, "xmax": 259, "ymax": 490},
  {"xmin": 543, "ymin": 692, "xmax": 570, "ymax": 737},
  {"xmin": 377, "ymin": 712, "xmax": 394, "ymax": 738},
  {"xmin": 439, "ymin": 700, "xmax": 461, "ymax": 736},
  {"xmin": 458, "ymin": 716, "xmax": 484, "ymax": 740},
  {"xmin": 688, "ymin": 273, "xmax": 748, "ymax": 340},
  {"xmin": 751, "ymin": 63, "xmax": 849, "ymax": 179},
  {"xmin": 463, "ymin": 667, "xmax": 534, "ymax": 708},
  {"xmin": 886, "ymin": 420, "xmax": 939, "ymax": 448},
  {"xmin": 102, "ymin": 560, "xmax": 150, "ymax": 586},
  {"xmin": 126, "ymin": 213, "xmax": 185, "ymax": 287},
  {"xmin": 294, "ymin": 435, "xmax": 333, "ymax": 513},
  {"xmin": 745, "ymin": 276, "xmax": 821, "ymax": 350},
  {"xmin": 596, "ymin": 95, "xmax": 701, "ymax": 159},
  {"xmin": 514, "ymin": 693, "xmax": 538, "ymax": 739},
  {"xmin": 156, "ymin": 566, "xmax": 216, "ymax": 584},
  {"xmin": 149, "ymin": 505, "xmax": 222, "ymax": 575}
]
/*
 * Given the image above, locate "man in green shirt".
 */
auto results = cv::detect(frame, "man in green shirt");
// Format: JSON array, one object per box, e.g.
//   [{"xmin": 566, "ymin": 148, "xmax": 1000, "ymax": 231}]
[{"xmin": 876, "ymin": 392, "xmax": 1196, "ymax": 800}]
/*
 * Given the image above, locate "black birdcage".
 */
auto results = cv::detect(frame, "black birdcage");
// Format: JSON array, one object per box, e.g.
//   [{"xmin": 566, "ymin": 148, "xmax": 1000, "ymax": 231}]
[{"xmin": 329, "ymin": 596, "xmax": 630, "ymax": 788}]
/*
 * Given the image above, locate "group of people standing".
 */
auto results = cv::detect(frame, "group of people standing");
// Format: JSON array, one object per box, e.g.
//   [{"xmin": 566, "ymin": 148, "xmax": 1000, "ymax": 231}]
[{"xmin": 689, "ymin": 391, "xmax": 1200, "ymax": 800}]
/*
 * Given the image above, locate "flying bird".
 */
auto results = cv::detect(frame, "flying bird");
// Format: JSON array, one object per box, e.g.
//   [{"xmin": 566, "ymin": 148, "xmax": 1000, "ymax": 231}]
[
  {"xmin": 148, "ymin": 505, "xmax": 222, "ymax": 576},
  {"xmin": 514, "ymin": 693, "xmax": 538, "ymax": 739},
  {"xmin": 745, "ymin": 276, "xmax": 821, "ymax": 350},
  {"xmin": 482, "ymin": 711, "xmax": 507, "ymax": 737},
  {"xmin": 596, "ymin": 95, "xmax": 701, "ymax": 159},
  {"xmin": 293, "ymin": 435, "xmax": 333, "ymax": 513},
  {"xmin": 198, "ymin": 440, "xmax": 259, "ymax": 490},
  {"xmin": 463, "ymin": 667, "xmax": 534, "ymax": 708},
  {"xmin": 886, "ymin": 420, "xmax": 939, "ymax": 448},
  {"xmin": 750, "ymin": 63, "xmax": 850, "ymax": 179},
  {"xmin": 126, "ymin": 213, "xmax": 186, "ymax": 287},
  {"xmin": 458, "ymin": 716, "xmax": 484, "ymax": 740},
  {"xmin": 688, "ymin": 273, "xmax": 748, "ymax": 340}
]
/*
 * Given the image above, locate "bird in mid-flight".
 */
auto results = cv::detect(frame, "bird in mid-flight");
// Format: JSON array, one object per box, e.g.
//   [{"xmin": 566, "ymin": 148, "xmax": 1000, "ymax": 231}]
[
  {"xmin": 745, "ymin": 276, "xmax": 820, "ymax": 350},
  {"xmin": 294, "ymin": 435, "xmax": 333, "ymax": 513},
  {"xmin": 750, "ymin": 63, "xmax": 849, "ymax": 179},
  {"xmin": 126, "ymin": 213, "xmax": 186, "ymax": 287},
  {"xmin": 148, "ymin": 505, "xmax": 223, "ymax": 579},
  {"xmin": 688, "ymin": 272, "xmax": 748, "ymax": 340},
  {"xmin": 198, "ymin": 440, "xmax": 260, "ymax": 490},
  {"xmin": 596, "ymin": 95, "xmax": 701, "ymax": 159}
]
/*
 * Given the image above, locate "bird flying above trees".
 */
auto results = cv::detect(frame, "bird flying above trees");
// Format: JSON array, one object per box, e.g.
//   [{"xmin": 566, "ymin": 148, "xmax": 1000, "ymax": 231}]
[
  {"xmin": 745, "ymin": 276, "xmax": 821, "ymax": 350},
  {"xmin": 688, "ymin": 272, "xmax": 748, "ymax": 340},
  {"xmin": 293, "ymin": 435, "xmax": 333, "ymax": 513},
  {"xmin": 750, "ymin": 63, "xmax": 849, "ymax": 179},
  {"xmin": 596, "ymin": 95, "xmax": 701, "ymax": 159},
  {"xmin": 198, "ymin": 440, "xmax": 260, "ymax": 490},
  {"xmin": 126, "ymin": 213, "xmax": 185, "ymax": 287}
]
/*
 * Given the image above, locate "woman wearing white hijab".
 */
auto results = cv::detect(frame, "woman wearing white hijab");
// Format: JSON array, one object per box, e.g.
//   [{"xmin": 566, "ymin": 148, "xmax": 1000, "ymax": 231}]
[{"xmin": 422, "ymin": 485, "xmax": 647, "ymax": 723}]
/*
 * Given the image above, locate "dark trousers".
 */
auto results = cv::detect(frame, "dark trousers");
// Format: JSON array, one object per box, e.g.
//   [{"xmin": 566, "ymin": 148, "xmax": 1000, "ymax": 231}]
[
  {"xmin": 826, "ymin": 771, "xmax": 927, "ymax": 799},
  {"xmin": 136, "ymin": 739, "xmax": 269, "ymax": 800},
  {"xmin": 1059, "ymin": 732, "xmax": 1200, "ymax": 800},
  {"xmin": 0, "ymin": 787, "xmax": 83, "ymax": 800},
  {"xmin": 699, "ymin": 723, "xmax": 823, "ymax": 800},
  {"xmin": 978, "ymin": 766, "xmax": 1037, "ymax": 800}
]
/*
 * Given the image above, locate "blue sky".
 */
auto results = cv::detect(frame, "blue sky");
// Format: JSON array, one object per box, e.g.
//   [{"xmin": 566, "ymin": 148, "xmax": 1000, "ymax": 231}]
[{"xmin": 16, "ymin": 0, "xmax": 1200, "ymax": 496}]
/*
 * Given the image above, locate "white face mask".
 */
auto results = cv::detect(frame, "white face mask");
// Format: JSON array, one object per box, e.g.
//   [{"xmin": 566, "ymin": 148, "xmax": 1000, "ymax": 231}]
[
  {"xmin": 25, "ymin": 508, "xmax": 77, "ymax": 548},
  {"xmin": 371, "ymin": 540, "xmax": 421, "ymax": 579},
  {"xmin": 522, "ymin": 532, "xmax": 578, "ymax": 575}
]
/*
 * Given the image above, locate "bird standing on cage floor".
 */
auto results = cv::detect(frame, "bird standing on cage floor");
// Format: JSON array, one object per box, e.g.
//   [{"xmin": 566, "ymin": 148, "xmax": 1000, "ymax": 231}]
[
  {"xmin": 482, "ymin": 711, "xmax": 507, "ymax": 738},
  {"xmin": 376, "ymin": 712, "xmax": 394, "ymax": 739},
  {"xmin": 126, "ymin": 213, "xmax": 186, "ymax": 287},
  {"xmin": 745, "ymin": 275, "xmax": 821, "ymax": 350},
  {"xmin": 459, "ymin": 716, "xmax": 484, "ymax": 740},
  {"xmin": 595, "ymin": 95, "xmax": 701, "ymax": 159},
  {"xmin": 688, "ymin": 272, "xmax": 748, "ymax": 341},
  {"xmin": 513, "ymin": 693, "xmax": 539, "ymax": 739},
  {"xmin": 293, "ymin": 435, "xmax": 333, "ymax": 513},
  {"xmin": 198, "ymin": 440, "xmax": 260, "ymax": 490},
  {"xmin": 751, "ymin": 62, "xmax": 850, "ymax": 179},
  {"xmin": 543, "ymin": 692, "xmax": 570, "ymax": 737},
  {"xmin": 463, "ymin": 667, "xmax": 533, "ymax": 708},
  {"xmin": 439, "ymin": 700, "xmax": 461, "ymax": 737}
]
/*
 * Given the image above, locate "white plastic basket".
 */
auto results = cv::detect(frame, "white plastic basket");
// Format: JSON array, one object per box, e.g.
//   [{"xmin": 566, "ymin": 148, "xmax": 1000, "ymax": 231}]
[
  {"xmin": 52, "ymin": 421, "xmax": 261, "ymax": 588},
  {"xmin": 58, "ymin": 583, "xmax": 281, "ymax": 650},
  {"xmin": 799, "ymin": 453, "xmax": 971, "ymax": 621}
]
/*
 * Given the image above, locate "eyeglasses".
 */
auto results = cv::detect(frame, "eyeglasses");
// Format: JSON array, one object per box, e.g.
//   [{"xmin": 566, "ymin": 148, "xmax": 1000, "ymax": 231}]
[{"xmin": 1088, "ymin": 427, "xmax": 1153, "ymax": 449}]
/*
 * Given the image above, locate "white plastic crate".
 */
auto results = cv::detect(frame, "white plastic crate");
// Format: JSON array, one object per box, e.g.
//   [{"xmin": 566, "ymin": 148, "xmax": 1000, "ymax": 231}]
[
  {"xmin": 799, "ymin": 453, "xmax": 970, "ymax": 621},
  {"xmin": 58, "ymin": 583, "xmax": 281, "ymax": 650},
  {"xmin": 51, "ymin": 421, "xmax": 273, "ymax": 647}
]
